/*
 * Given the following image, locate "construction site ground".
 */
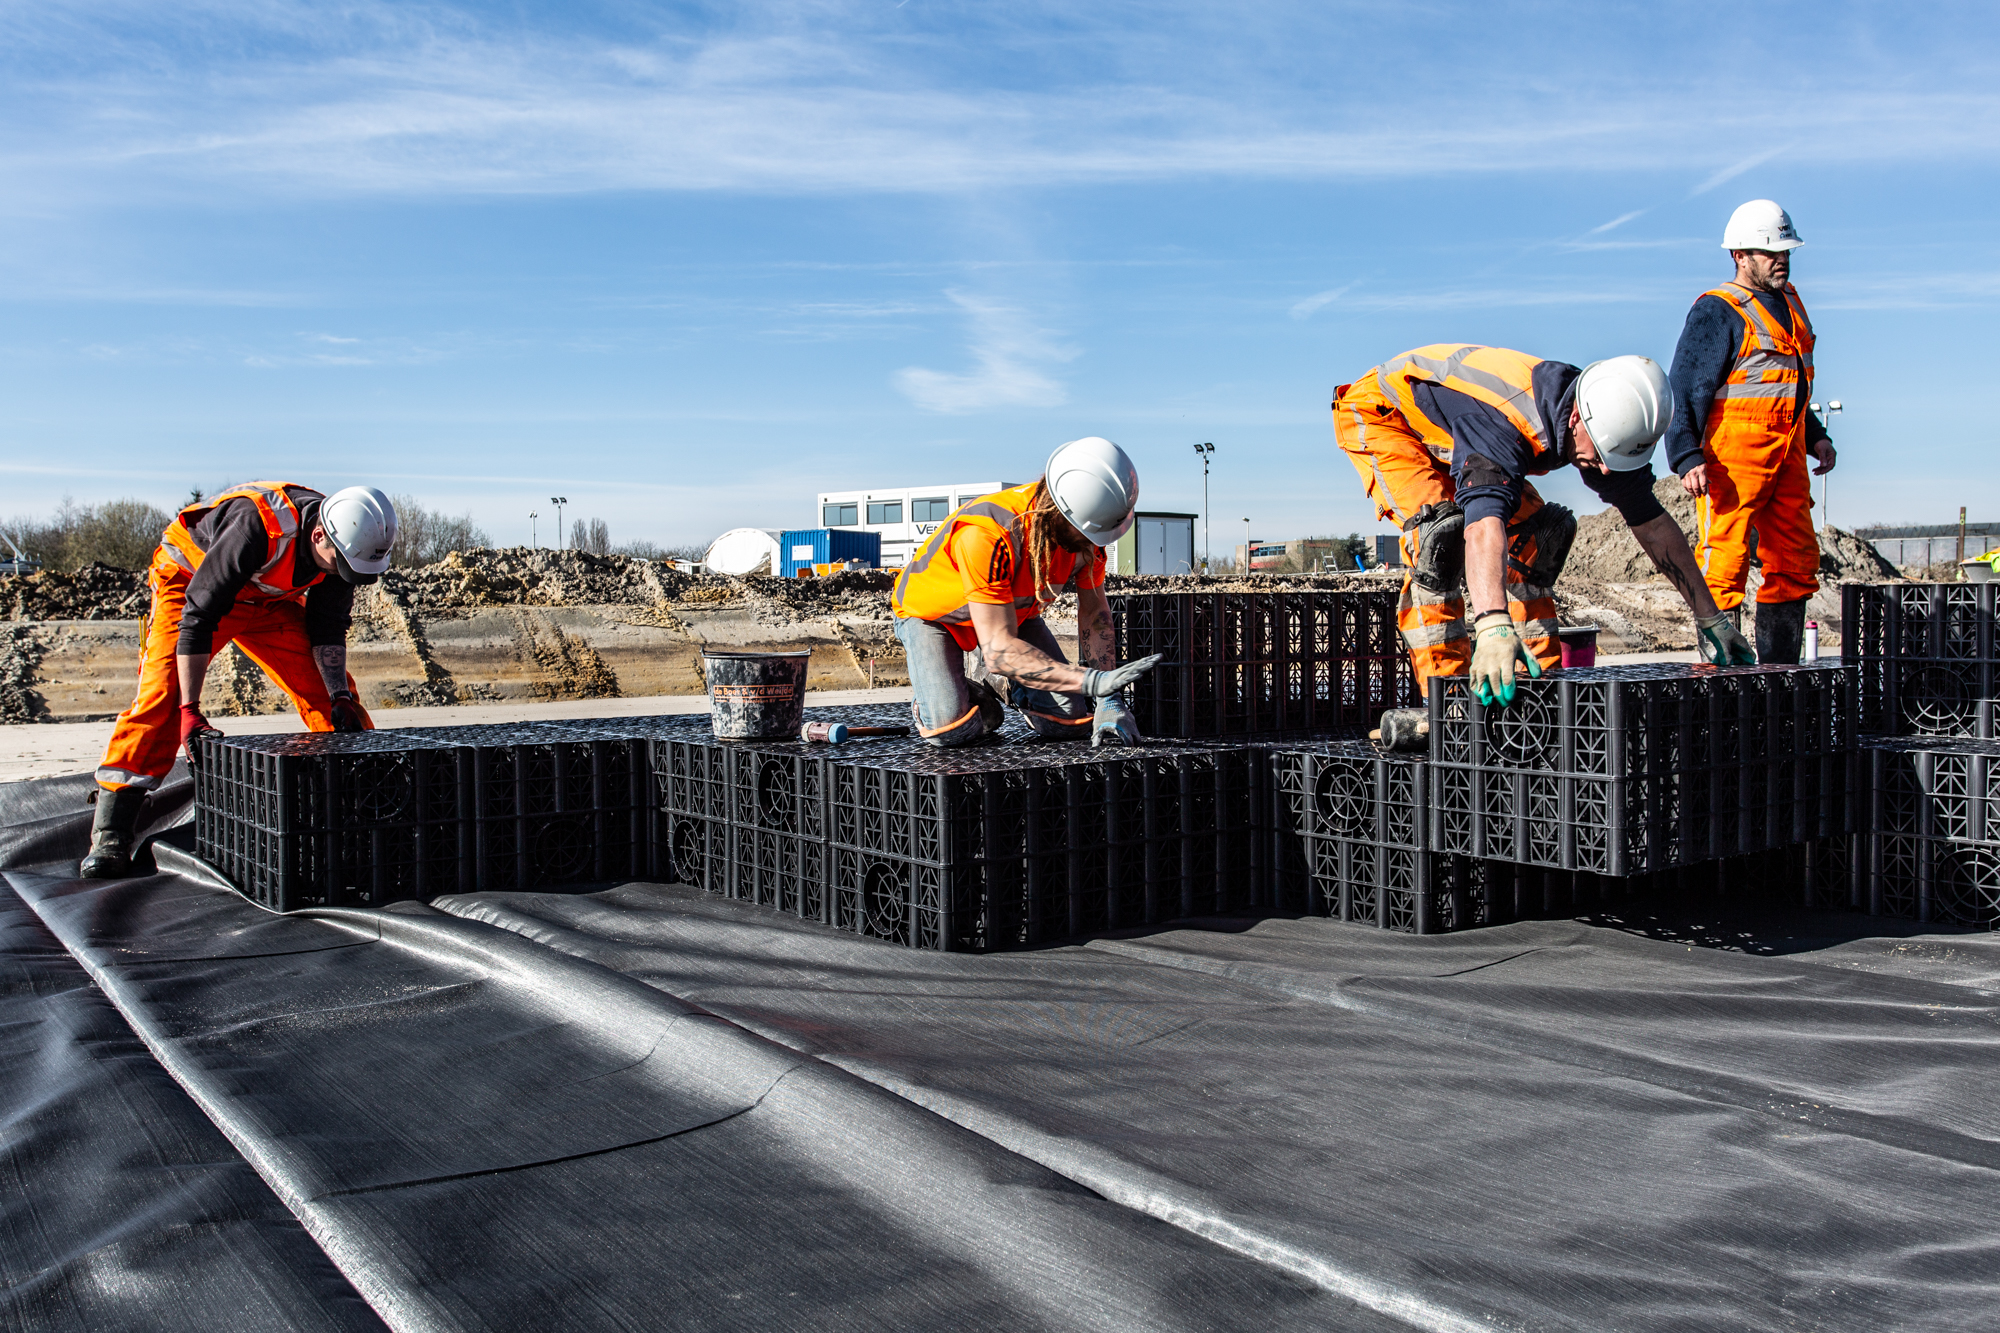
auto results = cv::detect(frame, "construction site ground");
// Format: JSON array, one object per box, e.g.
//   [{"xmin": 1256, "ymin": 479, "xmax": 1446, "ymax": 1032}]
[{"xmin": 1, "ymin": 482, "xmax": 1901, "ymax": 733}]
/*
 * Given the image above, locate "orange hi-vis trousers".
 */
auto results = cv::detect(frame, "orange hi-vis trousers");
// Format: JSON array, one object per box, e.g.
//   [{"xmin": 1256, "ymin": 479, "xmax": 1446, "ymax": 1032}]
[
  {"xmin": 1334, "ymin": 379, "xmax": 1561, "ymax": 696},
  {"xmin": 1696, "ymin": 426, "xmax": 1819, "ymax": 610},
  {"xmin": 95, "ymin": 549, "xmax": 373, "ymax": 792}
]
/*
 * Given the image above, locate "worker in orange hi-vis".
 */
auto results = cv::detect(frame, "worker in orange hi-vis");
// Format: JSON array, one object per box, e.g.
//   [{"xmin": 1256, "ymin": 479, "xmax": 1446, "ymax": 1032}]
[
  {"xmin": 891, "ymin": 437, "xmax": 1161, "ymax": 747},
  {"xmin": 1335, "ymin": 346, "xmax": 1749, "ymax": 737},
  {"xmin": 80, "ymin": 484, "xmax": 399, "ymax": 879},
  {"xmin": 1667, "ymin": 199, "xmax": 1835, "ymax": 665}
]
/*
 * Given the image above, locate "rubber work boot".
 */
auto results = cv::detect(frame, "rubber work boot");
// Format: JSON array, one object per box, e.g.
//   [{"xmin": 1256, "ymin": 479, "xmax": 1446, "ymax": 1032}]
[
  {"xmin": 967, "ymin": 677, "xmax": 1007, "ymax": 738},
  {"xmin": 1374, "ymin": 707, "xmax": 1430, "ymax": 754},
  {"xmin": 1755, "ymin": 597, "xmax": 1810, "ymax": 665},
  {"xmin": 79, "ymin": 786, "xmax": 148, "ymax": 879}
]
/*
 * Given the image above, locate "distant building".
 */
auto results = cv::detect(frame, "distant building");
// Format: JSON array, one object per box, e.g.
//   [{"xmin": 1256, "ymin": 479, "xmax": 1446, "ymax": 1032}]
[
  {"xmin": 1234, "ymin": 538, "xmax": 1364, "ymax": 574},
  {"xmin": 815, "ymin": 482, "xmax": 1016, "ymax": 568}
]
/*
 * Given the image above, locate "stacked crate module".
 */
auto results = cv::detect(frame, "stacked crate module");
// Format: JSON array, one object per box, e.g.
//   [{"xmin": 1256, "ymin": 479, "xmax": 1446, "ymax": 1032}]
[
  {"xmin": 1843, "ymin": 582, "xmax": 1999, "ymax": 738},
  {"xmin": 1112, "ymin": 589, "xmax": 1418, "ymax": 739},
  {"xmin": 654, "ymin": 710, "xmax": 1256, "ymax": 953},
  {"xmin": 193, "ymin": 721, "xmax": 653, "ymax": 909},
  {"xmin": 1428, "ymin": 664, "xmax": 1856, "ymax": 878}
]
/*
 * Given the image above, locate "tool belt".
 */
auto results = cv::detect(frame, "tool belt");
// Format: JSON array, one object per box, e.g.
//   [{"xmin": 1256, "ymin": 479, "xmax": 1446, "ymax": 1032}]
[{"xmin": 1404, "ymin": 501, "xmax": 1465, "ymax": 595}]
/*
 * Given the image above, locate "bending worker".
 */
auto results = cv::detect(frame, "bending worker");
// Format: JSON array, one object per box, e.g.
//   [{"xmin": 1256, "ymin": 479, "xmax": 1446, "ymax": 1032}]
[
  {"xmin": 81, "ymin": 483, "xmax": 399, "ymax": 879},
  {"xmin": 890, "ymin": 437, "xmax": 1161, "ymax": 746},
  {"xmin": 1335, "ymin": 345, "xmax": 1752, "ymax": 721},
  {"xmin": 1666, "ymin": 199, "xmax": 1833, "ymax": 665}
]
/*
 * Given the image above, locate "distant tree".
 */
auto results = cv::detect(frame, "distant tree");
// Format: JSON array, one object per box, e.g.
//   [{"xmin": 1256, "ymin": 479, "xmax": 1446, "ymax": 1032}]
[
  {"xmin": 614, "ymin": 539, "xmax": 663, "ymax": 559},
  {"xmin": 388, "ymin": 494, "xmax": 492, "ymax": 567},
  {"xmin": 587, "ymin": 518, "xmax": 610, "ymax": 555},
  {"xmin": 3, "ymin": 496, "xmax": 174, "ymax": 572}
]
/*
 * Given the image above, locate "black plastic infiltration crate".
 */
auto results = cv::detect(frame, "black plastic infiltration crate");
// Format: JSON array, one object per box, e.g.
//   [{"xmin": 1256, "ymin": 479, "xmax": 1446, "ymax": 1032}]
[
  {"xmin": 1838, "ymin": 736, "xmax": 2000, "ymax": 927},
  {"xmin": 1112, "ymin": 590, "xmax": 1418, "ymax": 738},
  {"xmin": 1426, "ymin": 663, "xmax": 1857, "ymax": 877},
  {"xmin": 194, "ymin": 731, "xmax": 471, "ymax": 911},
  {"xmin": 652, "ymin": 715, "xmax": 1256, "ymax": 952},
  {"xmin": 1843, "ymin": 582, "xmax": 2000, "ymax": 737}
]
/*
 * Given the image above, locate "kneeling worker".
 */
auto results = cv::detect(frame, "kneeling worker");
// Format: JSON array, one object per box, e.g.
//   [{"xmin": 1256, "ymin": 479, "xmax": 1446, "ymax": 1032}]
[
  {"xmin": 890, "ymin": 437, "xmax": 1161, "ymax": 746},
  {"xmin": 1334, "ymin": 345, "xmax": 1752, "ymax": 723},
  {"xmin": 82, "ymin": 482, "xmax": 399, "ymax": 878}
]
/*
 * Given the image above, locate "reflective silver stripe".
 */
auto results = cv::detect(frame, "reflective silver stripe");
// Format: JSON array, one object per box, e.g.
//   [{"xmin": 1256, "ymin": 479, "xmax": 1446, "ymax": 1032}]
[
  {"xmin": 1351, "ymin": 400, "xmax": 1413, "ymax": 522},
  {"xmin": 894, "ymin": 498, "xmax": 1025, "ymax": 609},
  {"xmin": 1401, "ymin": 619, "xmax": 1468, "ymax": 648},
  {"xmin": 1732, "ymin": 350, "xmax": 1800, "ymax": 380},
  {"xmin": 94, "ymin": 767, "xmax": 162, "ymax": 791},
  {"xmin": 1391, "ymin": 345, "xmax": 1552, "ymax": 455},
  {"xmin": 160, "ymin": 542, "xmax": 196, "ymax": 574},
  {"xmin": 1714, "ymin": 381, "xmax": 1802, "ymax": 400},
  {"xmin": 1507, "ymin": 581, "xmax": 1557, "ymax": 603},
  {"xmin": 1713, "ymin": 284, "xmax": 1780, "ymax": 353}
]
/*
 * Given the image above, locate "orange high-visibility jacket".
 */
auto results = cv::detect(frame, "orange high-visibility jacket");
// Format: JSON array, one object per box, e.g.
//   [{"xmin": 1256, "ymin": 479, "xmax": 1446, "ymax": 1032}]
[
  {"xmin": 157, "ymin": 481, "xmax": 326, "ymax": 605},
  {"xmin": 1372, "ymin": 345, "xmax": 1560, "ymax": 468},
  {"xmin": 891, "ymin": 482, "xmax": 1106, "ymax": 651},
  {"xmin": 1698, "ymin": 282, "xmax": 1815, "ymax": 453}
]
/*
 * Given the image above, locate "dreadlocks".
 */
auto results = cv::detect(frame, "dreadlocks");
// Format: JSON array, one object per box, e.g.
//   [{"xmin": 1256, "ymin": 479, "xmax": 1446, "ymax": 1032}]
[{"xmin": 1021, "ymin": 478, "xmax": 1093, "ymax": 609}]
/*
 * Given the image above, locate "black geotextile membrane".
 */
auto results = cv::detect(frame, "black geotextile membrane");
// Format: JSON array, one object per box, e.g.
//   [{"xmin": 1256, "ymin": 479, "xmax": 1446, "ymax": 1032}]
[
  {"xmin": 436, "ymin": 882, "xmax": 2000, "ymax": 1333},
  {"xmin": 1, "ymin": 777, "xmax": 1388, "ymax": 1333},
  {"xmin": 0, "ymin": 871, "xmax": 386, "ymax": 1332},
  {"xmin": 9, "ymin": 772, "xmax": 2000, "ymax": 1331}
]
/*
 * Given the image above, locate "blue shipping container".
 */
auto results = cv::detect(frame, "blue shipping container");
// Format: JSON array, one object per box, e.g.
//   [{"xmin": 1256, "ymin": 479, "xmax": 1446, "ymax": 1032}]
[{"xmin": 779, "ymin": 528, "xmax": 882, "ymax": 578}]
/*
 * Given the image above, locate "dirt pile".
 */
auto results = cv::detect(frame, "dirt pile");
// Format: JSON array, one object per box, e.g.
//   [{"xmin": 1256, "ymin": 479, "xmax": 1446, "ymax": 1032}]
[
  {"xmin": 1563, "ymin": 478, "xmax": 1898, "ymax": 585},
  {"xmin": 1, "ymin": 563, "xmax": 147, "ymax": 621}
]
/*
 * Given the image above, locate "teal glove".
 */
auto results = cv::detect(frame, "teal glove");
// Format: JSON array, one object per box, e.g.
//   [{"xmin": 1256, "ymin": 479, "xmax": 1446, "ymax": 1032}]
[
  {"xmin": 1469, "ymin": 612, "xmax": 1543, "ymax": 707},
  {"xmin": 1696, "ymin": 613, "xmax": 1755, "ymax": 666},
  {"xmin": 1091, "ymin": 698, "xmax": 1142, "ymax": 748}
]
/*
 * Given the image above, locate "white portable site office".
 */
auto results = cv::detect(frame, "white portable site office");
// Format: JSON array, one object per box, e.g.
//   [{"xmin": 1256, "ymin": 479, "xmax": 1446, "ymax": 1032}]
[{"xmin": 814, "ymin": 483, "xmax": 1017, "ymax": 568}]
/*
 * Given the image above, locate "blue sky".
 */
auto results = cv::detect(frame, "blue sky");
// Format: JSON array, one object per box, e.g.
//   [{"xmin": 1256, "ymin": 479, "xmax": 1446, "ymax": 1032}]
[{"xmin": 3, "ymin": 0, "xmax": 1996, "ymax": 554}]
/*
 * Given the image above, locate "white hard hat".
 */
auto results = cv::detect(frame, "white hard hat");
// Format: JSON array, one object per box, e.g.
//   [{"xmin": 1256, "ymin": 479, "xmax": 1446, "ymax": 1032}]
[
  {"xmin": 1721, "ymin": 199, "xmax": 1802, "ymax": 252},
  {"xmin": 319, "ymin": 486, "xmax": 399, "ymax": 582},
  {"xmin": 1043, "ymin": 436, "xmax": 1140, "ymax": 546},
  {"xmin": 1575, "ymin": 357, "xmax": 1673, "ymax": 473}
]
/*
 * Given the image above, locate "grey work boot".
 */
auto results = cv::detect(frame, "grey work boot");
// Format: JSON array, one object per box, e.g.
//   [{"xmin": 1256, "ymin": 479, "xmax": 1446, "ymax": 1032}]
[
  {"xmin": 79, "ymin": 786, "xmax": 148, "ymax": 879},
  {"xmin": 1755, "ymin": 598, "xmax": 1810, "ymax": 665}
]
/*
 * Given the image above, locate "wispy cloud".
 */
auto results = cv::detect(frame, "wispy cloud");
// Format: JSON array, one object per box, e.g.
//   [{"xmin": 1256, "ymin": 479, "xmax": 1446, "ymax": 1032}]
[
  {"xmin": 893, "ymin": 291, "xmax": 1071, "ymax": 414},
  {"xmin": 1585, "ymin": 209, "xmax": 1646, "ymax": 235},
  {"xmin": 1689, "ymin": 145, "xmax": 1793, "ymax": 197},
  {"xmin": 1289, "ymin": 283, "xmax": 1355, "ymax": 320}
]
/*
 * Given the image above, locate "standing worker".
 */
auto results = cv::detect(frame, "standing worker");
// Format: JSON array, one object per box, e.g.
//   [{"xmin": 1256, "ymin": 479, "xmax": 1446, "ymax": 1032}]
[
  {"xmin": 1335, "ymin": 345, "xmax": 1751, "ymax": 721},
  {"xmin": 891, "ymin": 437, "xmax": 1161, "ymax": 746},
  {"xmin": 80, "ymin": 483, "xmax": 399, "ymax": 878},
  {"xmin": 1666, "ymin": 199, "xmax": 1834, "ymax": 664}
]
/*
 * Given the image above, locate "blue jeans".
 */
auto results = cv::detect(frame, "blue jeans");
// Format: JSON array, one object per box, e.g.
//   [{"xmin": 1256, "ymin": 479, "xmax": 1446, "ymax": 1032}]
[{"xmin": 895, "ymin": 615, "xmax": 1093, "ymax": 746}]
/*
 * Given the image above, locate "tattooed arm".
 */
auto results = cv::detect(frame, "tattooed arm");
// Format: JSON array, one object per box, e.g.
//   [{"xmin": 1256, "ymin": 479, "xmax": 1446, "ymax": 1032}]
[
  {"xmin": 314, "ymin": 643, "xmax": 350, "ymax": 697},
  {"xmin": 970, "ymin": 602, "xmax": 1090, "ymax": 692},
  {"xmin": 1629, "ymin": 513, "xmax": 1721, "ymax": 620},
  {"xmin": 1075, "ymin": 583, "xmax": 1117, "ymax": 670}
]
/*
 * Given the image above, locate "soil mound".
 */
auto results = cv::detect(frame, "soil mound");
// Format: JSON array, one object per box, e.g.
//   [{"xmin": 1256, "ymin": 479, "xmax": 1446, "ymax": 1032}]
[{"xmin": 0, "ymin": 562, "xmax": 147, "ymax": 620}]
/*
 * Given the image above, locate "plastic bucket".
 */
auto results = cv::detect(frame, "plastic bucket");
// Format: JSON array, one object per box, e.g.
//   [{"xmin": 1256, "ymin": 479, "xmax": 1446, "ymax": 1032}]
[
  {"xmin": 1961, "ymin": 559, "xmax": 1994, "ymax": 584},
  {"xmin": 1557, "ymin": 625, "xmax": 1598, "ymax": 669},
  {"xmin": 701, "ymin": 651, "xmax": 811, "ymax": 740}
]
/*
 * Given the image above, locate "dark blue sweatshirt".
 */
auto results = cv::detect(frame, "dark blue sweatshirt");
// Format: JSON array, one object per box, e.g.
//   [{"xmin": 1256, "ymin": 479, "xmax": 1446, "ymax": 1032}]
[
  {"xmin": 1663, "ymin": 289, "xmax": 1830, "ymax": 476},
  {"xmin": 1412, "ymin": 360, "xmax": 1667, "ymax": 530}
]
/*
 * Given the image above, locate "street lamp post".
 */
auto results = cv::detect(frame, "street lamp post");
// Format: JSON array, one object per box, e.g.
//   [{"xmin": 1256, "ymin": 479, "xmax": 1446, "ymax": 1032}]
[
  {"xmin": 551, "ymin": 497, "xmax": 569, "ymax": 548},
  {"xmin": 1243, "ymin": 518, "xmax": 1251, "ymax": 575},
  {"xmin": 1809, "ymin": 400, "xmax": 1842, "ymax": 523},
  {"xmin": 529, "ymin": 511, "xmax": 538, "ymax": 549},
  {"xmin": 1193, "ymin": 442, "xmax": 1214, "ymax": 574}
]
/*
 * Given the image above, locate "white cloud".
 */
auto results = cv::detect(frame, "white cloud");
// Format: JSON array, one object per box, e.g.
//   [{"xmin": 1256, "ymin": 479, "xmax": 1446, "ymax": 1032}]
[
  {"xmin": 1585, "ymin": 209, "xmax": 1646, "ymax": 235},
  {"xmin": 893, "ymin": 291, "xmax": 1072, "ymax": 414},
  {"xmin": 1289, "ymin": 283, "xmax": 1354, "ymax": 319},
  {"xmin": 1688, "ymin": 145, "xmax": 1793, "ymax": 197}
]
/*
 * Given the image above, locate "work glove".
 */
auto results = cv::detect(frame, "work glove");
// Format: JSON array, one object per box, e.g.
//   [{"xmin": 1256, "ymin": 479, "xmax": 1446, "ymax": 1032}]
[
  {"xmin": 1091, "ymin": 698, "xmax": 1142, "ymax": 749},
  {"xmin": 178, "ymin": 703, "xmax": 223, "ymax": 767},
  {"xmin": 1696, "ymin": 613, "xmax": 1755, "ymax": 666},
  {"xmin": 1469, "ymin": 612, "xmax": 1542, "ymax": 707},
  {"xmin": 1079, "ymin": 653, "xmax": 1163, "ymax": 699},
  {"xmin": 328, "ymin": 690, "xmax": 367, "ymax": 733}
]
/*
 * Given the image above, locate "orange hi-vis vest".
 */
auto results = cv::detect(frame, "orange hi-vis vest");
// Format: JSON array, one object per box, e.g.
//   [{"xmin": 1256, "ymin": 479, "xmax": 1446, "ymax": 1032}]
[
  {"xmin": 157, "ymin": 481, "xmax": 326, "ymax": 605},
  {"xmin": 891, "ymin": 483, "xmax": 1105, "ymax": 651},
  {"xmin": 1699, "ymin": 282, "xmax": 1815, "ymax": 450},
  {"xmin": 1372, "ymin": 345, "xmax": 1560, "ymax": 469}
]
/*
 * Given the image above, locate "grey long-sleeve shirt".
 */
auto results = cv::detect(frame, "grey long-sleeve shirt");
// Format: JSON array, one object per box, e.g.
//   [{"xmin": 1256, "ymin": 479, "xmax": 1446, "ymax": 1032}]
[{"xmin": 1663, "ymin": 289, "xmax": 1830, "ymax": 477}]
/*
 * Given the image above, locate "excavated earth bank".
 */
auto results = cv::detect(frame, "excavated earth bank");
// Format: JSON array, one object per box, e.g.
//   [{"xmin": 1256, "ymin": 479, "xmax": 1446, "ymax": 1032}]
[{"xmin": 0, "ymin": 512, "xmax": 1905, "ymax": 723}]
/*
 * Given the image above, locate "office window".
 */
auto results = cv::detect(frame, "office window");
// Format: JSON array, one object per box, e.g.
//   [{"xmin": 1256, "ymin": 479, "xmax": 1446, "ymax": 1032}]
[
  {"xmin": 867, "ymin": 501, "xmax": 903, "ymax": 525},
  {"xmin": 823, "ymin": 503, "xmax": 858, "ymax": 526},
  {"xmin": 912, "ymin": 496, "xmax": 951, "ymax": 522}
]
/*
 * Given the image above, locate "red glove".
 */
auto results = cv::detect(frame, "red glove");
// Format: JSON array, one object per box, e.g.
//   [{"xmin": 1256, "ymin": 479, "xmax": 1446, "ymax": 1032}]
[
  {"xmin": 179, "ymin": 703, "xmax": 223, "ymax": 766},
  {"xmin": 328, "ymin": 690, "xmax": 366, "ymax": 734}
]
